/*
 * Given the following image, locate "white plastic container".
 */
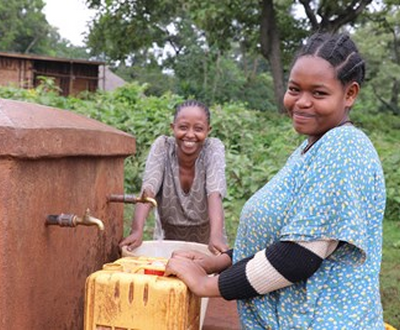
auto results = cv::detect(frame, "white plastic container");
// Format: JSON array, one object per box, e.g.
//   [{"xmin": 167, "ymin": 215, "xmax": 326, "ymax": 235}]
[
  {"xmin": 121, "ymin": 240, "xmax": 212, "ymax": 259},
  {"xmin": 122, "ymin": 240, "xmax": 212, "ymax": 330}
]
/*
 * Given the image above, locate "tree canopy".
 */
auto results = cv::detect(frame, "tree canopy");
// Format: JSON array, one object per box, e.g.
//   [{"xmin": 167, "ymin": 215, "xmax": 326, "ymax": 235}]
[
  {"xmin": 85, "ymin": 0, "xmax": 374, "ymax": 111},
  {"xmin": 1, "ymin": 0, "xmax": 400, "ymax": 114},
  {"xmin": 0, "ymin": 0, "xmax": 50, "ymax": 53},
  {"xmin": 0, "ymin": 0, "xmax": 90, "ymax": 59},
  {"xmin": 354, "ymin": 1, "xmax": 400, "ymax": 115}
]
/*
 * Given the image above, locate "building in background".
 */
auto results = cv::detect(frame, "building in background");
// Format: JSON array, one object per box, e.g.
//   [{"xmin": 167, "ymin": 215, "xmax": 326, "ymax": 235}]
[
  {"xmin": 0, "ymin": 52, "xmax": 105, "ymax": 96},
  {"xmin": 98, "ymin": 65, "xmax": 126, "ymax": 92}
]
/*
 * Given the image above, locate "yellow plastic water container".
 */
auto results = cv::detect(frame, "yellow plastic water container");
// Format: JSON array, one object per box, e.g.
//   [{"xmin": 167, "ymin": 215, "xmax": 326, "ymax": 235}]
[
  {"xmin": 84, "ymin": 255, "xmax": 201, "ymax": 330},
  {"xmin": 121, "ymin": 240, "xmax": 212, "ymax": 329}
]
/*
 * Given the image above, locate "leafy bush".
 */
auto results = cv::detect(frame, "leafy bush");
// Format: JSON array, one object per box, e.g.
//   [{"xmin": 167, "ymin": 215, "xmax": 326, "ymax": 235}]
[
  {"xmin": 352, "ymin": 105, "xmax": 400, "ymax": 220},
  {"xmin": 1, "ymin": 82, "xmax": 399, "ymax": 243},
  {"xmin": 2, "ymin": 83, "xmax": 399, "ymax": 327}
]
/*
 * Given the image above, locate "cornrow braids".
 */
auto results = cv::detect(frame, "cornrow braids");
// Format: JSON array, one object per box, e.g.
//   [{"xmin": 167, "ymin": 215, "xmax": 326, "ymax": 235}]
[
  {"xmin": 174, "ymin": 99, "xmax": 211, "ymax": 124},
  {"xmin": 293, "ymin": 32, "xmax": 365, "ymax": 86}
]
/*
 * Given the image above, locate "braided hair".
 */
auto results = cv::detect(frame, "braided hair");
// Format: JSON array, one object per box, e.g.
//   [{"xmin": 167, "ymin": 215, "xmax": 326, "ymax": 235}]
[
  {"xmin": 293, "ymin": 32, "xmax": 365, "ymax": 86},
  {"xmin": 174, "ymin": 99, "xmax": 211, "ymax": 124}
]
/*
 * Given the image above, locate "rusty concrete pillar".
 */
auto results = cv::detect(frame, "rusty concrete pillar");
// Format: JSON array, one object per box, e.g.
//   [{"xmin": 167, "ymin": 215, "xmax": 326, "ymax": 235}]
[{"xmin": 0, "ymin": 98, "xmax": 135, "ymax": 329}]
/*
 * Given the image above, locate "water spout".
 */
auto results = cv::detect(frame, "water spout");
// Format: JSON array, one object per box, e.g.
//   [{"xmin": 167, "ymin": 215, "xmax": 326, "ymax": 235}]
[
  {"xmin": 78, "ymin": 209, "xmax": 105, "ymax": 231},
  {"xmin": 107, "ymin": 194, "xmax": 158, "ymax": 207},
  {"xmin": 46, "ymin": 209, "xmax": 104, "ymax": 231}
]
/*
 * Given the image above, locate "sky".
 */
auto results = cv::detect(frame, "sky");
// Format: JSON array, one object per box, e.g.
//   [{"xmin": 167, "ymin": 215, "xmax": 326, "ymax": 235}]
[{"xmin": 43, "ymin": 0, "xmax": 96, "ymax": 46}]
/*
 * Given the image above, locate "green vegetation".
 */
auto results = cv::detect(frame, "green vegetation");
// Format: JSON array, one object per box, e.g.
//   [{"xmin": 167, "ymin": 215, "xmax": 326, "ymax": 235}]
[
  {"xmin": 1, "ymin": 82, "xmax": 399, "ymax": 327},
  {"xmin": 3, "ymin": 1, "xmax": 400, "ymax": 115},
  {"xmin": 0, "ymin": 0, "xmax": 90, "ymax": 59},
  {"xmin": 381, "ymin": 221, "xmax": 400, "ymax": 327},
  {"xmin": 85, "ymin": 0, "xmax": 374, "ymax": 112},
  {"xmin": 2, "ymin": 1, "xmax": 399, "ymax": 327}
]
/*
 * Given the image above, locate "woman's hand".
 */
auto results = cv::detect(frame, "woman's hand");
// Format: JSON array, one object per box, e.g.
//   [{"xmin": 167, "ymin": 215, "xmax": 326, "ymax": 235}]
[
  {"xmin": 118, "ymin": 230, "xmax": 143, "ymax": 252},
  {"xmin": 169, "ymin": 250, "xmax": 232, "ymax": 274},
  {"xmin": 119, "ymin": 202, "xmax": 152, "ymax": 252},
  {"xmin": 164, "ymin": 254, "xmax": 220, "ymax": 297},
  {"xmin": 208, "ymin": 234, "xmax": 229, "ymax": 255}
]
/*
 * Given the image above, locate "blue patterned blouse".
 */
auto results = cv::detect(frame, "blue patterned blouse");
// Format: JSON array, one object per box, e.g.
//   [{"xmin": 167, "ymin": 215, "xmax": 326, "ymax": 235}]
[{"xmin": 234, "ymin": 125, "xmax": 386, "ymax": 329}]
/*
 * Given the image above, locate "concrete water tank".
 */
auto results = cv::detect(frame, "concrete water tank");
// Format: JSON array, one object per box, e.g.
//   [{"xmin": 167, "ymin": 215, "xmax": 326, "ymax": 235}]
[{"xmin": 0, "ymin": 98, "xmax": 135, "ymax": 329}]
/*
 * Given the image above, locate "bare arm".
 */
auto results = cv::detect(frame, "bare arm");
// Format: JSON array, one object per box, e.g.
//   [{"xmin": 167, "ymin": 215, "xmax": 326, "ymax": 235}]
[
  {"xmin": 207, "ymin": 192, "xmax": 229, "ymax": 254},
  {"xmin": 119, "ymin": 137, "xmax": 166, "ymax": 251},
  {"xmin": 164, "ymin": 251, "xmax": 232, "ymax": 297},
  {"xmin": 165, "ymin": 240, "xmax": 339, "ymax": 300},
  {"xmin": 119, "ymin": 190, "xmax": 155, "ymax": 251}
]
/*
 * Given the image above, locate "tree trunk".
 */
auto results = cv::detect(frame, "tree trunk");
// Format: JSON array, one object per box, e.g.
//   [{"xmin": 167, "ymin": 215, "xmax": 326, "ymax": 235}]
[
  {"xmin": 390, "ymin": 24, "xmax": 400, "ymax": 114},
  {"xmin": 259, "ymin": 0, "xmax": 286, "ymax": 113},
  {"xmin": 389, "ymin": 78, "xmax": 400, "ymax": 115},
  {"xmin": 299, "ymin": 0, "xmax": 373, "ymax": 32}
]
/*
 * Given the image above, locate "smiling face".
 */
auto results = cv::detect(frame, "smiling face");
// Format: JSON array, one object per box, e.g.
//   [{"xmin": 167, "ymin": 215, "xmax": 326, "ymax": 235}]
[
  {"xmin": 283, "ymin": 55, "xmax": 359, "ymax": 144},
  {"xmin": 171, "ymin": 105, "xmax": 211, "ymax": 159}
]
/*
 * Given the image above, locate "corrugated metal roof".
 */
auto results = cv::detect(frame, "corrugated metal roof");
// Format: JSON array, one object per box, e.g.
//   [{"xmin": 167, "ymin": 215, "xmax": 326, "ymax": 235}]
[{"xmin": 0, "ymin": 51, "xmax": 105, "ymax": 66}]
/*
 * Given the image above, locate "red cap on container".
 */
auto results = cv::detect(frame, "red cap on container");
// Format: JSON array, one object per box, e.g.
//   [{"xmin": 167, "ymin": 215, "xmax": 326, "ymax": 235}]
[{"xmin": 144, "ymin": 269, "xmax": 165, "ymax": 276}]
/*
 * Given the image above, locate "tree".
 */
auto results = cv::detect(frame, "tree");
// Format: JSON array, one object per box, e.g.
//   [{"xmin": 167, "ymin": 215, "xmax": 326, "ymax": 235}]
[
  {"xmin": 0, "ymin": 0, "xmax": 50, "ymax": 54},
  {"xmin": 0, "ymin": 0, "xmax": 90, "ymax": 60},
  {"xmin": 85, "ymin": 0, "xmax": 374, "ymax": 112},
  {"xmin": 354, "ymin": 1, "xmax": 400, "ymax": 115},
  {"xmin": 85, "ymin": 0, "xmax": 181, "ymax": 60},
  {"xmin": 183, "ymin": 0, "xmax": 373, "ymax": 112},
  {"xmin": 299, "ymin": 0, "xmax": 372, "ymax": 32},
  {"xmin": 46, "ymin": 31, "xmax": 92, "ymax": 60}
]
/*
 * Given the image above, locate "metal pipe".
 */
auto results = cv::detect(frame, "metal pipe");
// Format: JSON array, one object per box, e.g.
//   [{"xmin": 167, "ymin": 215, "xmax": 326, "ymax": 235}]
[
  {"xmin": 46, "ymin": 209, "xmax": 104, "ymax": 231},
  {"xmin": 107, "ymin": 194, "xmax": 157, "ymax": 207}
]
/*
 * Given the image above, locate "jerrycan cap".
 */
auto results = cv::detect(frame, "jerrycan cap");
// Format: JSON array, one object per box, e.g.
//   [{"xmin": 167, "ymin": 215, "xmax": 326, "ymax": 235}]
[
  {"xmin": 144, "ymin": 269, "xmax": 165, "ymax": 276},
  {"xmin": 143, "ymin": 260, "xmax": 166, "ymax": 276}
]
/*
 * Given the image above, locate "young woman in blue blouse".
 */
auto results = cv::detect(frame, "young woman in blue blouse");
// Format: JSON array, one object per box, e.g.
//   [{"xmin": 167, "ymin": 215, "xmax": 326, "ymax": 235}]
[{"xmin": 165, "ymin": 33, "xmax": 386, "ymax": 329}]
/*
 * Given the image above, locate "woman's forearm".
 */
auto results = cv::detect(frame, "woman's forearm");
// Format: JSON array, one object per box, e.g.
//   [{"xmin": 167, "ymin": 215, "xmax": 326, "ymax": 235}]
[
  {"xmin": 131, "ymin": 203, "xmax": 152, "ymax": 232},
  {"xmin": 208, "ymin": 192, "xmax": 225, "ymax": 236},
  {"xmin": 131, "ymin": 189, "xmax": 155, "ymax": 231}
]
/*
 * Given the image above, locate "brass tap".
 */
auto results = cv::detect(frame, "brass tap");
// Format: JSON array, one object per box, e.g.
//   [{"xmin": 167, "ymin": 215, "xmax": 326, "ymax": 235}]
[
  {"xmin": 46, "ymin": 209, "xmax": 104, "ymax": 231},
  {"xmin": 77, "ymin": 209, "xmax": 105, "ymax": 231},
  {"xmin": 136, "ymin": 196, "xmax": 158, "ymax": 207},
  {"xmin": 107, "ymin": 194, "xmax": 158, "ymax": 207}
]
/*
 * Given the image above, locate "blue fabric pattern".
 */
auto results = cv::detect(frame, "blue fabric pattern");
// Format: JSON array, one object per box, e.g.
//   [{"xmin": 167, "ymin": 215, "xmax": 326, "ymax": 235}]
[{"xmin": 233, "ymin": 126, "xmax": 386, "ymax": 329}]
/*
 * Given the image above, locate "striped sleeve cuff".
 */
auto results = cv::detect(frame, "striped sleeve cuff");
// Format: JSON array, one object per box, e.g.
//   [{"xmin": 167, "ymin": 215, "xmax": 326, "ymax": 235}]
[
  {"xmin": 246, "ymin": 250, "xmax": 292, "ymax": 294},
  {"xmin": 218, "ymin": 240, "xmax": 337, "ymax": 301},
  {"xmin": 218, "ymin": 256, "xmax": 257, "ymax": 300},
  {"xmin": 218, "ymin": 250, "xmax": 293, "ymax": 300}
]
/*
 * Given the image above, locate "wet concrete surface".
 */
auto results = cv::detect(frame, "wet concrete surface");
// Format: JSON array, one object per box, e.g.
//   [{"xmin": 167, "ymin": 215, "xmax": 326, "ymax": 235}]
[{"xmin": 202, "ymin": 297, "xmax": 241, "ymax": 329}]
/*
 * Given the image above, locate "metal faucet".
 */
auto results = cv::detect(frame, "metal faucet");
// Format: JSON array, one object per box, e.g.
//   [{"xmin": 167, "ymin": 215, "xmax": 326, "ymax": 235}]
[
  {"xmin": 46, "ymin": 208, "xmax": 105, "ymax": 231},
  {"xmin": 78, "ymin": 209, "xmax": 105, "ymax": 230},
  {"xmin": 107, "ymin": 194, "xmax": 158, "ymax": 207}
]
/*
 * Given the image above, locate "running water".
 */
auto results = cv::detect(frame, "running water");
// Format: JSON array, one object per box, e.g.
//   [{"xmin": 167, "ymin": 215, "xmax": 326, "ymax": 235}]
[
  {"xmin": 153, "ymin": 208, "xmax": 164, "ymax": 241},
  {"xmin": 152, "ymin": 209, "xmax": 165, "ymax": 257}
]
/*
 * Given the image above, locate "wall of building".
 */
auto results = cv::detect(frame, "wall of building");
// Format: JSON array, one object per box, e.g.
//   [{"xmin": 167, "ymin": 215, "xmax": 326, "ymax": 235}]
[{"xmin": 0, "ymin": 53, "xmax": 103, "ymax": 96}]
